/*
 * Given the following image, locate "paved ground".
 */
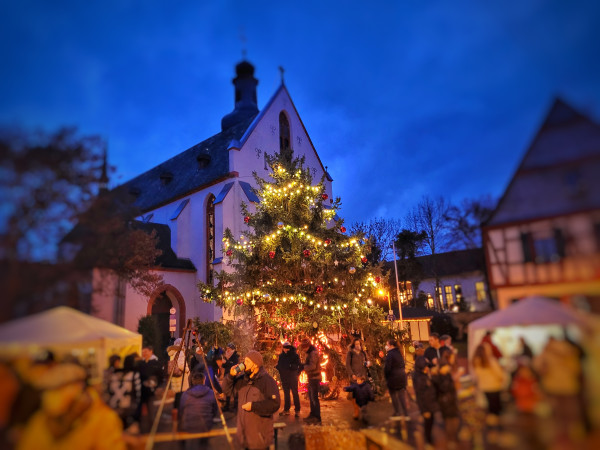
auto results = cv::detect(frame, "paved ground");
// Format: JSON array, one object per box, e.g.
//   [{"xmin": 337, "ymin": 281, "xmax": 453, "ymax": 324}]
[{"xmin": 143, "ymin": 388, "xmax": 600, "ymax": 450}]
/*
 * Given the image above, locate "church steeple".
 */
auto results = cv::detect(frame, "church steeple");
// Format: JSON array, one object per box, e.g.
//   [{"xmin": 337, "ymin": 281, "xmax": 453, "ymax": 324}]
[
  {"xmin": 221, "ymin": 60, "xmax": 259, "ymax": 131},
  {"xmin": 98, "ymin": 146, "xmax": 109, "ymax": 194}
]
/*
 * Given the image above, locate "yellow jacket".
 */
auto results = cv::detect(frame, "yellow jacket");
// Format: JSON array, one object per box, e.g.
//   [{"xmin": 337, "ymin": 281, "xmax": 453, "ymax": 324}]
[{"xmin": 17, "ymin": 388, "xmax": 125, "ymax": 450}]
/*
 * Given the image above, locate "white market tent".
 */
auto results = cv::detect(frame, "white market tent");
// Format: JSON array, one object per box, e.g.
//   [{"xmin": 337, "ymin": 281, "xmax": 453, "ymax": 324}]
[
  {"xmin": 467, "ymin": 296, "xmax": 589, "ymax": 365},
  {"xmin": 0, "ymin": 306, "xmax": 142, "ymax": 381}
]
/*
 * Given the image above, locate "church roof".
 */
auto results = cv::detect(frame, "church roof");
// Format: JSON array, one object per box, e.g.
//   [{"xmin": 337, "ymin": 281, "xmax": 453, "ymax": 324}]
[
  {"xmin": 132, "ymin": 221, "xmax": 196, "ymax": 271},
  {"xmin": 486, "ymin": 98, "xmax": 600, "ymax": 227},
  {"xmin": 122, "ymin": 115, "xmax": 256, "ymax": 212}
]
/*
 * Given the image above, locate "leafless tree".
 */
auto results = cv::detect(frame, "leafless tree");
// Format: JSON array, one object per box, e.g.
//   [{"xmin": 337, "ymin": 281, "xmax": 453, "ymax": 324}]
[
  {"xmin": 404, "ymin": 196, "xmax": 451, "ymax": 310},
  {"xmin": 350, "ymin": 217, "xmax": 402, "ymax": 262},
  {"xmin": 444, "ymin": 195, "xmax": 496, "ymax": 249}
]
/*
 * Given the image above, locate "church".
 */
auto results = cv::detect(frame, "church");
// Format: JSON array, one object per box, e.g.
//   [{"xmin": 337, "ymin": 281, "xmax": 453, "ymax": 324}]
[{"xmin": 90, "ymin": 61, "xmax": 334, "ymax": 337}]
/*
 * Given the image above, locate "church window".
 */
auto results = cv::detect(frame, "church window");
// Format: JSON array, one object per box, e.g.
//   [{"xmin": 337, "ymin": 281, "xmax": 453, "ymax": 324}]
[
  {"xmin": 206, "ymin": 194, "xmax": 216, "ymax": 284},
  {"xmin": 279, "ymin": 111, "xmax": 292, "ymax": 160}
]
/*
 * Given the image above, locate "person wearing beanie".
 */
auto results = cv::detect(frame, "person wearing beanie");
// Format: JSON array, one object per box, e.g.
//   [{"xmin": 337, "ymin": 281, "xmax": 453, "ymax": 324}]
[
  {"xmin": 276, "ymin": 342, "xmax": 301, "ymax": 417},
  {"xmin": 222, "ymin": 350, "xmax": 280, "ymax": 449}
]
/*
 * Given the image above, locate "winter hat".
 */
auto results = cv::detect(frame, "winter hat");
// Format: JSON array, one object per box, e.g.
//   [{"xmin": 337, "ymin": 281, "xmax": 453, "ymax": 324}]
[
  {"xmin": 245, "ymin": 350, "xmax": 264, "ymax": 367},
  {"xmin": 282, "ymin": 341, "xmax": 292, "ymax": 348},
  {"xmin": 226, "ymin": 342, "xmax": 236, "ymax": 350}
]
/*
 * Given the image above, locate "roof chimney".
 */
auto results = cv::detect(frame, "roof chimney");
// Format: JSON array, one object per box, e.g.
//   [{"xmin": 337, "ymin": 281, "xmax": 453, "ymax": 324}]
[{"xmin": 221, "ymin": 60, "xmax": 259, "ymax": 131}]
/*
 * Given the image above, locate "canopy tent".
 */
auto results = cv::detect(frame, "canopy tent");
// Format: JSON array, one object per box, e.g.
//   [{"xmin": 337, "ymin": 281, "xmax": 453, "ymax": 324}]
[
  {"xmin": 467, "ymin": 296, "xmax": 589, "ymax": 365},
  {"xmin": 0, "ymin": 306, "xmax": 142, "ymax": 381}
]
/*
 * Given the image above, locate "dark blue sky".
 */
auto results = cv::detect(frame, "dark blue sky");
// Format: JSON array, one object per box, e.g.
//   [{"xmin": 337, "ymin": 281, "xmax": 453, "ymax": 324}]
[{"xmin": 2, "ymin": 1, "xmax": 600, "ymax": 226}]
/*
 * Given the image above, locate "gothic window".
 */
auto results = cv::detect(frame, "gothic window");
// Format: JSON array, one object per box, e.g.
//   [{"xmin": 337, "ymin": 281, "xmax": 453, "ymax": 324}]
[
  {"xmin": 279, "ymin": 111, "xmax": 292, "ymax": 161},
  {"xmin": 206, "ymin": 194, "xmax": 216, "ymax": 284}
]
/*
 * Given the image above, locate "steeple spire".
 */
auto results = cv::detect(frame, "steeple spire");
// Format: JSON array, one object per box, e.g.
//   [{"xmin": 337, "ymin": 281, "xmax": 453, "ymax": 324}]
[
  {"xmin": 221, "ymin": 60, "xmax": 259, "ymax": 131},
  {"xmin": 98, "ymin": 145, "xmax": 109, "ymax": 194}
]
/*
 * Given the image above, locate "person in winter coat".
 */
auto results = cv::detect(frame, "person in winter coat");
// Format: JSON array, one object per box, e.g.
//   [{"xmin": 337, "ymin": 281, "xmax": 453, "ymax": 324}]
[
  {"xmin": 276, "ymin": 341, "xmax": 301, "ymax": 417},
  {"xmin": 106, "ymin": 353, "xmax": 142, "ymax": 432},
  {"xmin": 481, "ymin": 331, "xmax": 502, "ymax": 359},
  {"xmin": 383, "ymin": 339, "xmax": 409, "ymax": 418},
  {"xmin": 137, "ymin": 345, "xmax": 164, "ymax": 431},
  {"xmin": 167, "ymin": 338, "xmax": 189, "ymax": 393},
  {"xmin": 533, "ymin": 336, "xmax": 584, "ymax": 444},
  {"xmin": 17, "ymin": 363, "xmax": 125, "ymax": 450},
  {"xmin": 179, "ymin": 369, "xmax": 218, "ymax": 450},
  {"xmin": 412, "ymin": 357, "xmax": 438, "ymax": 446},
  {"xmin": 346, "ymin": 338, "xmax": 371, "ymax": 420},
  {"xmin": 300, "ymin": 338, "xmax": 322, "ymax": 424},
  {"xmin": 222, "ymin": 343, "xmax": 239, "ymax": 412},
  {"xmin": 473, "ymin": 342, "xmax": 506, "ymax": 418},
  {"xmin": 346, "ymin": 338, "xmax": 369, "ymax": 380},
  {"xmin": 431, "ymin": 350, "xmax": 460, "ymax": 446},
  {"xmin": 222, "ymin": 350, "xmax": 281, "ymax": 450},
  {"xmin": 343, "ymin": 376, "xmax": 375, "ymax": 422},
  {"xmin": 510, "ymin": 360, "xmax": 541, "ymax": 414}
]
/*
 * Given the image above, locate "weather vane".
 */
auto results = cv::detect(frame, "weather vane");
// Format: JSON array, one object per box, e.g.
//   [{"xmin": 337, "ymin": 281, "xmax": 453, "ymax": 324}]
[{"xmin": 239, "ymin": 27, "xmax": 247, "ymax": 59}]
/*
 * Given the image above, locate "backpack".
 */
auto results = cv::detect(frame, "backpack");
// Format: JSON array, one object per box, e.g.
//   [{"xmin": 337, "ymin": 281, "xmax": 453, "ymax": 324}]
[{"xmin": 168, "ymin": 359, "xmax": 183, "ymax": 377}]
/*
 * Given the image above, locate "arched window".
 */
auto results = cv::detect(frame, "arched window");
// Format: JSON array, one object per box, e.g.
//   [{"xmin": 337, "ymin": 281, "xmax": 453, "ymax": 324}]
[
  {"xmin": 206, "ymin": 194, "xmax": 216, "ymax": 284},
  {"xmin": 279, "ymin": 111, "xmax": 292, "ymax": 161}
]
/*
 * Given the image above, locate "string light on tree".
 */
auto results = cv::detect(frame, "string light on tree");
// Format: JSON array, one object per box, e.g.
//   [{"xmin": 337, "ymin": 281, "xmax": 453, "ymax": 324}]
[{"xmin": 198, "ymin": 150, "xmax": 386, "ymax": 338}]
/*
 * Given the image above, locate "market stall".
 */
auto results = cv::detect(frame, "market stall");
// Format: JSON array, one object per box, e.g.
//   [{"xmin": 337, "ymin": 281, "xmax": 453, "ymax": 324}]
[{"xmin": 0, "ymin": 306, "xmax": 142, "ymax": 381}]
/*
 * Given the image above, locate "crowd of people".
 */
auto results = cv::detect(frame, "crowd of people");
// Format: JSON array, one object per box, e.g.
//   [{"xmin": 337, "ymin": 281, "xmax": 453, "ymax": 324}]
[{"xmin": 0, "ymin": 328, "xmax": 593, "ymax": 449}]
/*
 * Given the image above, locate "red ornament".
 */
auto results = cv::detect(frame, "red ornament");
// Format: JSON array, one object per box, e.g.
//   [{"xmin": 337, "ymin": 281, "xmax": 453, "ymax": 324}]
[
  {"xmin": 321, "ymin": 193, "xmax": 328, "ymax": 200},
  {"xmin": 340, "ymin": 226, "xmax": 346, "ymax": 233},
  {"xmin": 244, "ymin": 216, "xmax": 250, "ymax": 223},
  {"xmin": 269, "ymin": 251, "xmax": 275, "ymax": 259},
  {"xmin": 226, "ymin": 249, "xmax": 233, "ymax": 256},
  {"xmin": 375, "ymin": 276, "xmax": 381, "ymax": 283},
  {"xmin": 236, "ymin": 298, "xmax": 243, "ymax": 305},
  {"xmin": 316, "ymin": 285, "xmax": 324, "ymax": 293},
  {"xmin": 361, "ymin": 256, "xmax": 368, "ymax": 263},
  {"xmin": 324, "ymin": 239, "xmax": 331, "ymax": 245},
  {"xmin": 303, "ymin": 249, "xmax": 311, "ymax": 257}
]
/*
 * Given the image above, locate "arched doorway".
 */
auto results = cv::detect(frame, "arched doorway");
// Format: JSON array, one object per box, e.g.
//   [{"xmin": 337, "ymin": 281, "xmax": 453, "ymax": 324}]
[
  {"xmin": 146, "ymin": 285, "xmax": 187, "ymax": 358},
  {"xmin": 151, "ymin": 292, "xmax": 172, "ymax": 358}
]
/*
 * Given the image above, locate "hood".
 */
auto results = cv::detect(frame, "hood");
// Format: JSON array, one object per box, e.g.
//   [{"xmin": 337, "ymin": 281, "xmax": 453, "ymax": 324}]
[{"xmin": 187, "ymin": 384, "xmax": 214, "ymax": 399}]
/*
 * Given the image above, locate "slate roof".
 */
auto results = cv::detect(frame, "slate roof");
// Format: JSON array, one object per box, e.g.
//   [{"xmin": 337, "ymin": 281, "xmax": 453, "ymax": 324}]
[
  {"xmin": 122, "ymin": 115, "xmax": 257, "ymax": 212},
  {"xmin": 386, "ymin": 248, "xmax": 485, "ymax": 280},
  {"xmin": 486, "ymin": 98, "xmax": 600, "ymax": 227},
  {"xmin": 132, "ymin": 221, "xmax": 196, "ymax": 271}
]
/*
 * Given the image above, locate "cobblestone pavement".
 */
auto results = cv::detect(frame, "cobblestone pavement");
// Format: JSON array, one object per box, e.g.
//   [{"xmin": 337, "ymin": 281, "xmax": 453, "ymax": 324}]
[{"xmin": 146, "ymin": 390, "xmax": 599, "ymax": 450}]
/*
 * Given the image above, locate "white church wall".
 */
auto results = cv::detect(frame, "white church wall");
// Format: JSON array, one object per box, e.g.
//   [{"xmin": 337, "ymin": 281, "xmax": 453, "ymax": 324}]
[{"xmin": 122, "ymin": 269, "xmax": 197, "ymax": 333}]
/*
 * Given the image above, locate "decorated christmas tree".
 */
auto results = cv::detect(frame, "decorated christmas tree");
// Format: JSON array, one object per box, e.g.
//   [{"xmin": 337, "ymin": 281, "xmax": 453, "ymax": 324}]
[{"xmin": 199, "ymin": 152, "xmax": 388, "ymax": 340}]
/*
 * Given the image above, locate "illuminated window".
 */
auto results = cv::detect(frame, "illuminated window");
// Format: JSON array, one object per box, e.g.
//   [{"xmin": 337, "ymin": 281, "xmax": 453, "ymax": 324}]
[
  {"xmin": 427, "ymin": 294, "xmax": 434, "ymax": 308},
  {"xmin": 476, "ymin": 281, "xmax": 486, "ymax": 302},
  {"xmin": 444, "ymin": 286, "xmax": 453, "ymax": 308},
  {"xmin": 454, "ymin": 284, "xmax": 463, "ymax": 303},
  {"xmin": 400, "ymin": 281, "xmax": 413, "ymax": 303}
]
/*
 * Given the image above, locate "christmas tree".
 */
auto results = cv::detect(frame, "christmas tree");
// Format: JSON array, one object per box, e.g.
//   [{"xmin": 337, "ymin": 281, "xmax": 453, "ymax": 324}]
[{"xmin": 199, "ymin": 152, "xmax": 388, "ymax": 340}]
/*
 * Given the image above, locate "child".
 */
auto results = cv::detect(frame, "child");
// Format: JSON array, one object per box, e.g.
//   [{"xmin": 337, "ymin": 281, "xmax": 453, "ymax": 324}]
[
  {"xmin": 510, "ymin": 361, "xmax": 540, "ymax": 414},
  {"xmin": 412, "ymin": 357, "xmax": 437, "ymax": 446},
  {"xmin": 343, "ymin": 376, "xmax": 375, "ymax": 422},
  {"xmin": 178, "ymin": 370, "xmax": 218, "ymax": 449}
]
